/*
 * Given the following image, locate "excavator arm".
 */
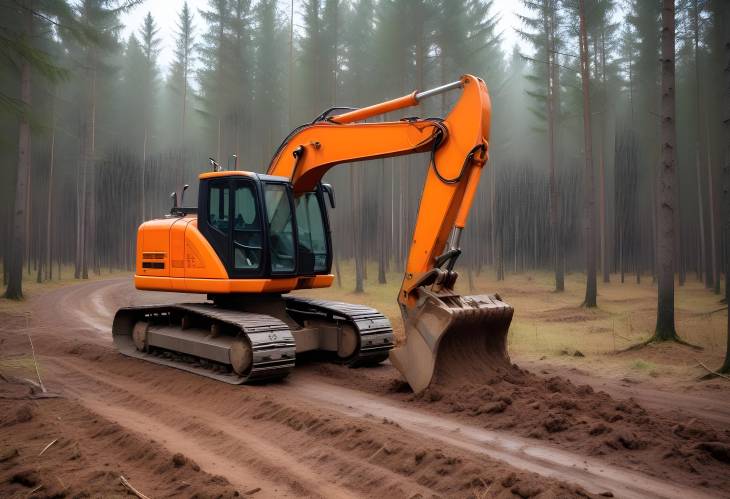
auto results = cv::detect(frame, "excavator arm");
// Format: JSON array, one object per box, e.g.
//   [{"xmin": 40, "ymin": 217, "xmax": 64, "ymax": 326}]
[{"xmin": 268, "ymin": 75, "xmax": 513, "ymax": 392}]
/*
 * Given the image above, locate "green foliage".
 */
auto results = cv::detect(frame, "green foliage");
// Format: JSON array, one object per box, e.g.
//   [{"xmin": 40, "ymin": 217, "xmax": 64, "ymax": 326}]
[{"xmin": 168, "ymin": 2, "xmax": 196, "ymax": 99}]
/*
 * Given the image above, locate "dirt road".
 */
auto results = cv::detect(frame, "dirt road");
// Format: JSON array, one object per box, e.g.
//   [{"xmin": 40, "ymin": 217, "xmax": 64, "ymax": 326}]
[{"xmin": 1, "ymin": 278, "xmax": 728, "ymax": 498}]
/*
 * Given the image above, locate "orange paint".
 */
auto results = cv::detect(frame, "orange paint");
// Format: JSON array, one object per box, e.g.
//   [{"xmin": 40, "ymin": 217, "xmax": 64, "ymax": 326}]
[{"xmin": 133, "ymin": 74, "xmax": 491, "ymax": 306}]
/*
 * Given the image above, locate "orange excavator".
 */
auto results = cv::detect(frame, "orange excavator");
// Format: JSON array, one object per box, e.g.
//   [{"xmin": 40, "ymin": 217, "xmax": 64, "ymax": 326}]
[{"xmin": 112, "ymin": 74, "xmax": 513, "ymax": 393}]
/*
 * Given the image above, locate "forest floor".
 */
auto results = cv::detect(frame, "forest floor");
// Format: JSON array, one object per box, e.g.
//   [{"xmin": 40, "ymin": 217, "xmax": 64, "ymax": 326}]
[{"xmin": 0, "ymin": 266, "xmax": 728, "ymax": 498}]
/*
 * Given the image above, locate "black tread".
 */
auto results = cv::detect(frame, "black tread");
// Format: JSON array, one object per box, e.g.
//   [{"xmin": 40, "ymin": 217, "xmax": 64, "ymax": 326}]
[
  {"xmin": 112, "ymin": 303, "xmax": 295, "ymax": 383},
  {"xmin": 284, "ymin": 296, "xmax": 394, "ymax": 366}
]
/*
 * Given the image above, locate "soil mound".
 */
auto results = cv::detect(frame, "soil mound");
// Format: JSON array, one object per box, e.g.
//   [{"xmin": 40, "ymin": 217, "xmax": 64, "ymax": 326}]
[{"xmin": 408, "ymin": 362, "xmax": 730, "ymax": 490}]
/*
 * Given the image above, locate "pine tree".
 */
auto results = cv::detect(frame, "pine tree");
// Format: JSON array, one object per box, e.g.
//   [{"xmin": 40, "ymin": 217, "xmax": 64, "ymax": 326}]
[
  {"xmin": 588, "ymin": 0, "xmax": 618, "ymax": 285},
  {"xmin": 198, "ymin": 0, "xmax": 237, "ymax": 161},
  {"xmin": 653, "ymin": 0, "xmax": 682, "ymax": 341},
  {"xmin": 342, "ymin": 0, "xmax": 376, "ymax": 290},
  {"xmin": 253, "ymin": 0, "xmax": 287, "ymax": 166},
  {"xmin": 628, "ymin": 0, "xmax": 663, "ymax": 284},
  {"xmin": 517, "ymin": 0, "xmax": 565, "ymax": 291},
  {"xmin": 73, "ymin": 0, "xmax": 132, "ymax": 278},
  {"xmin": 711, "ymin": 0, "xmax": 730, "ymax": 372},
  {"xmin": 139, "ymin": 12, "xmax": 160, "ymax": 220},
  {"xmin": 577, "ymin": 0, "xmax": 597, "ymax": 307},
  {"xmin": 169, "ymin": 2, "xmax": 195, "ymax": 148},
  {"xmin": 1, "ymin": 0, "xmax": 74, "ymax": 298}
]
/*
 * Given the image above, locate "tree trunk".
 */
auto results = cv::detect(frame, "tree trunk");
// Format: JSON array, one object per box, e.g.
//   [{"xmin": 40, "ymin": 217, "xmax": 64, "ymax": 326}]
[
  {"xmin": 654, "ymin": 0, "xmax": 680, "ymax": 341},
  {"xmin": 706, "ymin": 117, "xmax": 720, "ymax": 294},
  {"xmin": 287, "ymin": 0, "xmax": 294, "ymax": 126},
  {"xmin": 74, "ymin": 147, "xmax": 84, "ymax": 279},
  {"xmin": 351, "ymin": 167, "xmax": 364, "ymax": 293},
  {"xmin": 142, "ymin": 126, "xmax": 147, "ymax": 222},
  {"xmin": 378, "ymin": 160, "xmax": 387, "ymax": 284},
  {"xmin": 720, "ymin": 0, "xmax": 730, "ymax": 373},
  {"xmin": 578, "ymin": 0, "xmax": 597, "ymax": 307},
  {"xmin": 5, "ymin": 5, "xmax": 32, "ymax": 299},
  {"xmin": 546, "ymin": 2, "xmax": 563, "ymax": 292},
  {"xmin": 490, "ymin": 158, "xmax": 496, "ymax": 271},
  {"xmin": 45, "ymin": 92, "xmax": 56, "ymax": 281},
  {"xmin": 692, "ymin": 0, "xmax": 709, "ymax": 287},
  {"xmin": 83, "ymin": 67, "xmax": 98, "ymax": 279}
]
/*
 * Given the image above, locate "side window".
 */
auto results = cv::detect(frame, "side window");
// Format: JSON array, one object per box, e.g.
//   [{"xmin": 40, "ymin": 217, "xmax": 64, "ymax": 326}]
[
  {"xmin": 295, "ymin": 192, "xmax": 328, "ymax": 272},
  {"xmin": 233, "ymin": 184, "xmax": 263, "ymax": 270},
  {"xmin": 208, "ymin": 183, "xmax": 229, "ymax": 232},
  {"xmin": 264, "ymin": 184, "xmax": 295, "ymax": 273}
]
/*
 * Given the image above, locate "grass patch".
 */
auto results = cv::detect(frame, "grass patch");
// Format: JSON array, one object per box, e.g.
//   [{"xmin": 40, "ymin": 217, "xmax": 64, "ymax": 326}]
[
  {"xmin": 304, "ymin": 261, "xmax": 727, "ymax": 376},
  {"xmin": 630, "ymin": 359, "xmax": 657, "ymax": 371}
]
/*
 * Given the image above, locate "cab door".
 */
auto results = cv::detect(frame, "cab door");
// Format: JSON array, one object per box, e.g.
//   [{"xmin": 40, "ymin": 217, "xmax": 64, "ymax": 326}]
[
  {"xmin": 199, "ymin": 177, "xmax": 266, "ymax": 278},
  {"xmin": 203, "ymin": 179, "xmax": 231, "ymax": 270}
]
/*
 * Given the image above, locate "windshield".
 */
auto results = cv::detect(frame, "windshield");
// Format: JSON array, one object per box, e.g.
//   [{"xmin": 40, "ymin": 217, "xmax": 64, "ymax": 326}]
[
  {"xmin": 264, "ymin": 184, "xmax": 295, "ymax": 273},
  {"xmin": 295, "ymin": 192, "xmax": 328, "ymax": 272}
]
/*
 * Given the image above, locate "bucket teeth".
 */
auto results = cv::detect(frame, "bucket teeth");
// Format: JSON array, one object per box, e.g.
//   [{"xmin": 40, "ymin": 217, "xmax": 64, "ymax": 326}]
[{"xmin": 389, "ymin": 291, "xmax": 513, "ymax": 394}]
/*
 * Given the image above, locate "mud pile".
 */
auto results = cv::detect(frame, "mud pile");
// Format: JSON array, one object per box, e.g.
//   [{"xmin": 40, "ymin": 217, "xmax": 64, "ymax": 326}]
[{"xmin": 403, "ymin": 363, "xmax": 730, "ymax": 490}]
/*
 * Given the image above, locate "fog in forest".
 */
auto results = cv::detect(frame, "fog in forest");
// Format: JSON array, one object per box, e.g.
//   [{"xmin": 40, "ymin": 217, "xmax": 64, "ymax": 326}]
[{"xmin": 0, "ymin": 0, "xmax": 727, "ymax": 309}]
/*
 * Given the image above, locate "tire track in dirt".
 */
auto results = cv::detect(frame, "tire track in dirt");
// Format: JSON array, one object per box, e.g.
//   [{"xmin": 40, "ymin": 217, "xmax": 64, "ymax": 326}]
[
  {"xmin": 281, "ymin": 374, "xmax": 717, "ymax": 499},
  {"xmin": 42, "ymin": 351, "xmax": 584, "ymax": 498},
  {"xmin": 0, "ymin": 393, "xmax": 248, "ymax": 498},
  {"xmin": 28, "ymin": 278, "xmax": 728, "ymax": 498},
  {"xmin": 49, "ymin": 357, "xmax": 375, "ymax": 498}
]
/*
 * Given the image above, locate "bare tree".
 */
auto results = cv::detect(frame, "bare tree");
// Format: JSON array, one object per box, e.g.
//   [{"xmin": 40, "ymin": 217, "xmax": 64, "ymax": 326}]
[{"xmin": 578, "ymin": 0, "xmax": 597, "ymax": 307}]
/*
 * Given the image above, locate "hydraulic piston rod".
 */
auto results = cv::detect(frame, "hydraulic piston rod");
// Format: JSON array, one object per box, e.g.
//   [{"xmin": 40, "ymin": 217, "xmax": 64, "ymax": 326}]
[
  {"xmin": 330, "ymin": 79, "xmax": 464, "ymax": 125},
  {"xmin": 414, "ymin": 80, "xmax": 463, "ymax": 101}
]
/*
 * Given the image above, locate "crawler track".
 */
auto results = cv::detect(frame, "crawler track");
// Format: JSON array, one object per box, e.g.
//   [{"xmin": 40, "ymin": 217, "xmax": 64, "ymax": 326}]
[
  {"xmin": 111, "ymin": 297, "xmax": 395, "ymax": 384},
  {"xmin": 113, "ymin": 303, "xmax": 296, "ymax": 383},
  {"xmin": 285, "ymin": 296, "xmax": 394, "ymax": 366}
]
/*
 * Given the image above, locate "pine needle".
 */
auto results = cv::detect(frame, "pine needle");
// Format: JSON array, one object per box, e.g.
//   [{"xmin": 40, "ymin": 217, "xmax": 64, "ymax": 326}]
[
  {"xmin": 120, "ymin": 475, "xmax": 151, "ymax": 499},
  {"xmin": 26, "ymin": 331, "xmax": 46, "ymax": 394},
  {"xmin": 39, "ymin": 439, "xmax": 58, "ymax": 456},
  {"xmin": 26, "ymin": 484, "xmax": 43, "ymax": 497}
]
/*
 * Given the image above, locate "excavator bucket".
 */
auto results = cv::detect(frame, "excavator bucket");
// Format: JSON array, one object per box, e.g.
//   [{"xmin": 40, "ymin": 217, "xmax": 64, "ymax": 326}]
[{"xmin": 389, "ymin": 291, "xmax": 514, "ymax": 394}]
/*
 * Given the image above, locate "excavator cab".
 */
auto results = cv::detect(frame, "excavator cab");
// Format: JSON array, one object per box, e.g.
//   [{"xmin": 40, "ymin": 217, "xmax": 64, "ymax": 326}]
[{"xmin": 197, "ymin": 174, "xmax": 333, "ymax": 279}]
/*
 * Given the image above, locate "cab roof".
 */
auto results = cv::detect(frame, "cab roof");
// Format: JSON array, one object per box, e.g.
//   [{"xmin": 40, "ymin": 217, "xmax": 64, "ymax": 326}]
[{"xmin": 198, "ymin": 170, "xmax": 289, "ymax": 183}]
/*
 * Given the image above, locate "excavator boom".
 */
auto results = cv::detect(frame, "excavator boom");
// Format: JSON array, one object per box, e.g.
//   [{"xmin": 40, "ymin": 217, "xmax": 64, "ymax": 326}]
[{"xmin": 268, "ymin": 74, "xmax": 514, "ymax": 392}]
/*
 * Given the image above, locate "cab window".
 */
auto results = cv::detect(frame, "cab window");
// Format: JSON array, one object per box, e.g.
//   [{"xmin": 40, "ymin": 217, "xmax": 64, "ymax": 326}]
[
  {"xmin": 208, "ymin": 183, "xmax": 229, "ymax": 232},
  {"xmin": 295, "ymin": 192, "xmax": 328, "ymax": 272},
  {"xmin": 233, "ymin": 184, "xmax": 263, "ymax": 270},
  {"xmin": 264, "ymin": 184, "xmax": 295, "ymax": 273}
]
